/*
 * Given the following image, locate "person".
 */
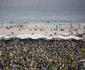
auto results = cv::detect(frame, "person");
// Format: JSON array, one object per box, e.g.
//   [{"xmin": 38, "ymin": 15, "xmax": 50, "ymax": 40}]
[
  {"xmin": 77, "ymin": 67, "xmax": 83, "ymax": 70},
  {"xmin": 67, "ymin": 64, "xmax": 73, "ymax": 70},
  {"xmin": 2, "ymin": 23, "xmax": 3, "ymax": 26},
  {"xmin": 0, "ymin": 62, "xmax": 3, "ymax": 70},
  {"xmin": 6, "ymin": 26, "xmax": 10, "ymax": 29},
  {"xmin": 77, "ymin": 64, "xmax": 83, "ymax": 70}
]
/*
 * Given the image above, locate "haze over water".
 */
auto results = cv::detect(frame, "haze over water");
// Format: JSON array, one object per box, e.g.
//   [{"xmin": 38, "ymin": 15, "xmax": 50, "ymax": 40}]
[{"xmin": 0, "ymin": 0, "xmax": 85, "ymax": 23}]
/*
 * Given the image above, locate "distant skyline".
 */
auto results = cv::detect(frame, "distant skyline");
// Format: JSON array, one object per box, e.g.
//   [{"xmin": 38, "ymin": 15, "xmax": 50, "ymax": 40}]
[{"xmin": 0, "ymin": 0, "xmax": 85, "ymax": 22}]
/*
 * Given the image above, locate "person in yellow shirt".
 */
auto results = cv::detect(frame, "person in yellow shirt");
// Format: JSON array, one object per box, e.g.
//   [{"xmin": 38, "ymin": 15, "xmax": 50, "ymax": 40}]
[
  {"xmin": 21, "ymin": 59, "xmax": 25, "ymax": 65},
  {"xmin": 3, "ymin": 66, "xmax": 9, "ymax": 70},
  {"xmin": 60, "ymin": 67, "xmax": 63, "ymax": 70}
]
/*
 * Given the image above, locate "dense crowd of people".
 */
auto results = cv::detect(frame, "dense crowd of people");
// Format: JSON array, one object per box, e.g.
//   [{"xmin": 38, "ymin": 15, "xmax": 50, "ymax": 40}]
[{"xmin": 0, "ymin": 38, "xmax": 85, "ymax": 70}]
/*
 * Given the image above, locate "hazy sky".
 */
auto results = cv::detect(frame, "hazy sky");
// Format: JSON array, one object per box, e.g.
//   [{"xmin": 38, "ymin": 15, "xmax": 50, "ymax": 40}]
[{"xmin": 0, "ymin": 0, "xmax": 85, "ymax": 22}]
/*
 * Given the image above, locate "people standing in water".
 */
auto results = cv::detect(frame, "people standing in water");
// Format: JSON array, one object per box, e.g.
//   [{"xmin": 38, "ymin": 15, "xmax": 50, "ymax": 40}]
[
  {"xmin": 70, "ymin": 23, "xmax": 73, "ymax": 35},
  {"xmin": 2, "ymin": 23, "xmax": 3, "ymax": 26}
]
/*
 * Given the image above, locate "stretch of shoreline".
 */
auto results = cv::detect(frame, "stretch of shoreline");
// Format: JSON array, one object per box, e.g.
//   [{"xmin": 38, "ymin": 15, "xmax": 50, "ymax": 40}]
[{"xmin": 0, "ymin": 22, "xmax": 85, "ymax": 36}]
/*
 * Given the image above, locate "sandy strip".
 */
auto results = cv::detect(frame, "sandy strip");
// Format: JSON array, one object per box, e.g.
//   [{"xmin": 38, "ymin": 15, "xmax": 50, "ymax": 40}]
[{"xmin": 0, "ymin": 22, "xmax": 85, "ymax": 36}]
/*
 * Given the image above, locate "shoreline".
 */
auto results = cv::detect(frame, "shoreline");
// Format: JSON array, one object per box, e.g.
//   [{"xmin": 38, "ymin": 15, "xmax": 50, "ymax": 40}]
[{"xmin": 0, "ymin": 22, "xmax": 85, "ymax": 36}]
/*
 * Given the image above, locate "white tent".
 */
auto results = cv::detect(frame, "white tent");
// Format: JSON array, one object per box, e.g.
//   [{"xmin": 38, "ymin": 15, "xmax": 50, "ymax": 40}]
[
  {"xmin": 30, "ymin": 34, "xmax": 46, "ymax": 39},
  {"xmin": 16, "ymin": 34, "xmax": 31, "ymax": 39},
  {"xmin": 62, "ymin": 33, "xmax": 70, "ymax": 36},
  {"xmin": 52, "ymin": 34, "xmax": 82, "ymax": 40},
  {"xmin": 16, "ymin": 34, "xmax": 45, "ymax": 39},
  {"xmin": 52, "ymin": 35, "xmax": 67, "ymax": 40},
  {"xmin": 0, "ymin": 35, "xmax": 16, "ymax": 40},
  {"xmin": 0, "ymin": 34, "xmax": 82, "ymax": 40},
  {"xmin": 68, "ymin": 35, "xmax": 82, "ymax": 40},
  {"xmin": 43, "ymin": 36, "xmax": 53, "ymax": 40}
]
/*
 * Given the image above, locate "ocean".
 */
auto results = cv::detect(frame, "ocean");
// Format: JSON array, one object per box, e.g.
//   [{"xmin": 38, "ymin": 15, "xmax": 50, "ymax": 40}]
[
  {"xmin": 0, "ymin": 0, "xmax": 85, "ymax": 23},
  {"xmin": 0, "ymin": 8, "xmax": 85, "ymax": 22}
]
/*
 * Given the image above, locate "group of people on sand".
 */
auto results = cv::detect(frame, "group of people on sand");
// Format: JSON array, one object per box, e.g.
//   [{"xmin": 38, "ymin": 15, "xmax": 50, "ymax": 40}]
[
  {"xmin": 5, "ymin": 24, "xmax": 24, "ymax": 30},
  {"xmin": 0, "ymin": 38, "xmax": 85, "ymax": 70}
]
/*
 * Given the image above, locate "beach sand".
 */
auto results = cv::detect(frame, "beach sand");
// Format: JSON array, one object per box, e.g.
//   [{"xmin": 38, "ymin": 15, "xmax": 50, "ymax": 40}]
[{"xmin": 0, "ymin": 22, "xmax": 85, "ymax": 36}]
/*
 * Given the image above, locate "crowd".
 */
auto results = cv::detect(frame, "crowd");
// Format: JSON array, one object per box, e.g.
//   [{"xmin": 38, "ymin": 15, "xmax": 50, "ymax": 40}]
[{"xmin": 0, "ymin": 38, "xmax": 85, "ymax": 70}]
